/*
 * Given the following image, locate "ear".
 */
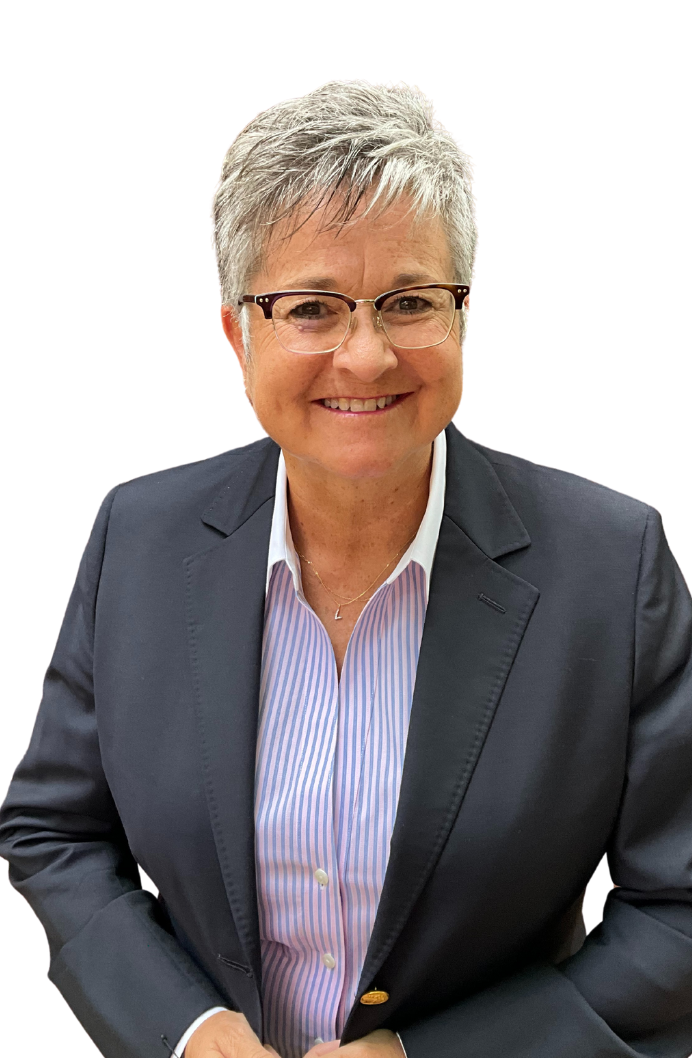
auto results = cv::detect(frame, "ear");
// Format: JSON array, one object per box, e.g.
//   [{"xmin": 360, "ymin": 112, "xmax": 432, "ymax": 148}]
[{"xmin": 221, "ymin": 304, "xmax": 249, "ymax": 379}]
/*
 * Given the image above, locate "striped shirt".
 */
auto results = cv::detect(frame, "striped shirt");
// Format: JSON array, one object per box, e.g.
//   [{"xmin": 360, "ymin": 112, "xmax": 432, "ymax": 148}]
[{"xmin": 255, "ymin": 431, "xmax": 446, "ymax": 1058}]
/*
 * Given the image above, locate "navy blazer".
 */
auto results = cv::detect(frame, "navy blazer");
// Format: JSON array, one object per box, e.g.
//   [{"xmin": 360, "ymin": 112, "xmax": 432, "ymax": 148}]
[{"xmin": 2, "ymin": 423, "xmax": 692, "ymax": 1058}]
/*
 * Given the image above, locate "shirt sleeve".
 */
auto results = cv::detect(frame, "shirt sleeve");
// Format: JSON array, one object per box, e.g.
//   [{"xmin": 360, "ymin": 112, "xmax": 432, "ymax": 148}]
[{"xmin": 174, "ymin": 1008, "xmax": 229, "ymax": 1056}]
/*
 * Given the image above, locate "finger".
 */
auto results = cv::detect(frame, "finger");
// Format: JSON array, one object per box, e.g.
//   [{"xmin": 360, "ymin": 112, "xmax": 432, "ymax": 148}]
[{"xmin": 306, "ymin": 1040, "xmax": 341, "ymax": 1058}]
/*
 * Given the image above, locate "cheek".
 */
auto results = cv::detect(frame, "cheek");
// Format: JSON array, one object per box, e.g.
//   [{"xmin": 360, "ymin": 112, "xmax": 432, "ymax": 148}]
[
  {"xmin": 415, "ymin": 347, "xmax": 462, "ymax": 423},
  {"xmin": 246, "ymin": 350, "xmax": 321, "ymax": 423},
  {"xmin": 419, "ymin": 345, "xmax": 462, "ymax": 395}
]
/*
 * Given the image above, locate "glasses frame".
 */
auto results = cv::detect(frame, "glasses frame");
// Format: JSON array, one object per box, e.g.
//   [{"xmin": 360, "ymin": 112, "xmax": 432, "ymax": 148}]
[{"xmin": 238, "ymin": 282, "xmax": 470, "ymax": 354}]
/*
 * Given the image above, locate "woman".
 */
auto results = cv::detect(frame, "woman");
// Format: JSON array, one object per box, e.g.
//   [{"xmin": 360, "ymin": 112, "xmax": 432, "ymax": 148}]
[{"xmin": 2, "ymin": 82, "xmax": 692, "ymax": 1058}]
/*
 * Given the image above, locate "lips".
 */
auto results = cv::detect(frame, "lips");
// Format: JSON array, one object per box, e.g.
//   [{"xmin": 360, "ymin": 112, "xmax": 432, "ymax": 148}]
[{"xmin": 319, "ymin": 394, "xmax": 403, "ymax": 413}]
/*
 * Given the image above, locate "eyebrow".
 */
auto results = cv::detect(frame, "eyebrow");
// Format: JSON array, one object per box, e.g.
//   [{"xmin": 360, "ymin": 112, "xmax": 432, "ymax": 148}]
[
  {"xmin": 271, "ymin": 272, "xmax": 438, "ymax": 293},
  {"xmin": 278, "ymin": 276, "xmax": 339, "ymax": 291},
  {"xmin": 392, "ymin": 272, "xmax": 437, "ymax": 286}
]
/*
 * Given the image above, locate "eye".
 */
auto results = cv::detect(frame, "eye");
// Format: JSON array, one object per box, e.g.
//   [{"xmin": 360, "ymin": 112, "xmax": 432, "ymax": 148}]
[
  {"xmin": 289, "ymin": 299, "xmax": 330, "ymax": 319},
  {"xmin": 402, "ymin": 296, "xmax": 429, "ymax": 313},
  {"xmin": 275, "ymin": 295, "xmax": 349, "ymax": 333},
  {"xmin": 385, "ymin": 295, "xmax": 434, "ymax": 316}
]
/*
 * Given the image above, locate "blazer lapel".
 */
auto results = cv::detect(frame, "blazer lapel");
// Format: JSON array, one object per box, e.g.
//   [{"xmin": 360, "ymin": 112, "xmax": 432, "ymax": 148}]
[
  {"xmin": 183, "ymin": 439, "xmax": 279, "ymax": 982},
  {"xmin": 347, "ymin": 427, "xmax": 540, "ymax": 1029}
]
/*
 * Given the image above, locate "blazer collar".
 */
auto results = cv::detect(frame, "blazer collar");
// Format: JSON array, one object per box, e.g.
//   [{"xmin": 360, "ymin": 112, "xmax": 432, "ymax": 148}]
[
  {"xmin": 201, "ymin": 437, "xmax": 280, "ymax": 537},
  {"xmin": 200, "ymin": 423, "xmax": 531, "ymax": 561},
  {"xmin": 443, "ymin": 424, "xmax": 530, "ymax": 559}
]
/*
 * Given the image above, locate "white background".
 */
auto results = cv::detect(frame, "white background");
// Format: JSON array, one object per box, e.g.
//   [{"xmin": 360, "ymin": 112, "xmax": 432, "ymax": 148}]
[{"xmin": 1, "ymin": 0, "xmax": 691, "ymax": 1052}]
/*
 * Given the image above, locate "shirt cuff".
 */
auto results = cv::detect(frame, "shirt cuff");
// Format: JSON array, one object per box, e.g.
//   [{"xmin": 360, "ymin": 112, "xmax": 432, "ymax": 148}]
[{"xmin": 174, "ymin": 1007, "xmax": 229, "ymax": 1057}]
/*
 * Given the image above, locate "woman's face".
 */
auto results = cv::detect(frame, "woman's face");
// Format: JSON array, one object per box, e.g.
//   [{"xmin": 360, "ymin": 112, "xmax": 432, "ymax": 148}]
[{"xmin": 222, "ymin": 198, "xmax": 465, "ymax": 482}]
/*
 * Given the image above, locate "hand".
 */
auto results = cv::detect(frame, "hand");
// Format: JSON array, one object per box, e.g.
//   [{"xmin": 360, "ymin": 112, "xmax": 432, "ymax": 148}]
[
  {"xmin": 185, "ymin": 1010, "xmax": 280, "ymax": 1058},
  {"xmin": 303, "ymin": 1030, "xmax": 404, "ymax": 1058},
  {"xmin": 303, "ymin": 1042, "xmax": 341, "ymax": 1058}
]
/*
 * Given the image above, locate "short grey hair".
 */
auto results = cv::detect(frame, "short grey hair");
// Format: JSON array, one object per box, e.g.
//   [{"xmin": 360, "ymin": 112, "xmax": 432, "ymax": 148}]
[{"xmin": 213, "ymin": 80, "xmax": 477, "ymax": 348}]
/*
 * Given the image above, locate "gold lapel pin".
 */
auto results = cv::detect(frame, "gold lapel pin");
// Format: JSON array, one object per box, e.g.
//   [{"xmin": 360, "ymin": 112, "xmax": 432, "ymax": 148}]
[{"xmin": 360, "ymin": 989, "xmax": 390, "ymax": 1005}]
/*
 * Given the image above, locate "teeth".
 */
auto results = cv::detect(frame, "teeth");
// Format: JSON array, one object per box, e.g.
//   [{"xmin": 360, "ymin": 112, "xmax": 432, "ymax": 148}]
[{"xmin": 322, "ymin": 395, "xmax": 400, "ymax": 412}]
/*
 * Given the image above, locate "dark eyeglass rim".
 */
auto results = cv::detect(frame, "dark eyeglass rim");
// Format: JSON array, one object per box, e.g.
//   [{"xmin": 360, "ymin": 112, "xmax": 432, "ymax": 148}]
[{"xmin": 238, "ymin": 283, "xmax": 470, "ymax": 320}]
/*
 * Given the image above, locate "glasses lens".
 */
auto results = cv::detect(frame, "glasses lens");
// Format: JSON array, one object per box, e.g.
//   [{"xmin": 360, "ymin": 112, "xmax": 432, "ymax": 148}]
[
  {"xmin": 379, "ymin": 287, "xmax": 456, "ymax": 349},
  {"xmin": 272, "ymin": 294, "xmax": 351, "ymax": 354}
]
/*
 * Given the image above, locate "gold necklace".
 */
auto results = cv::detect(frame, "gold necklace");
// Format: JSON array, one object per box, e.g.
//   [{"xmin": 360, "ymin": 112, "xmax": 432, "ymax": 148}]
[{"xmin": 296, "ymin": 536, "xmax": 415, "ymax": 621}]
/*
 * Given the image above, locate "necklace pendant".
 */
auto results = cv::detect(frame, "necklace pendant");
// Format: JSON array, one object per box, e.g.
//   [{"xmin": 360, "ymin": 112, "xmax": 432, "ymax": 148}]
[{"xmin": 334, "ymin": 606, "xmax": 343, "ymax": 621}]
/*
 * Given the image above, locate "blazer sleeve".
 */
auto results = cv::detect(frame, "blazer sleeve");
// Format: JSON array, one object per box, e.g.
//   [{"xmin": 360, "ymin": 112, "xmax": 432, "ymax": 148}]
[
  {"xmin": 399, "ymin": 507, "xmax": 692, "ymax": 1058},
  {"xmin": 0, "ymin": 489, "xmax": 227, "ymax": 1058}
]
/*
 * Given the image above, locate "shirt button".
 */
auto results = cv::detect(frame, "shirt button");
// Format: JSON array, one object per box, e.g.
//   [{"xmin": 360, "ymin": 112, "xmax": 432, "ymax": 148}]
[
  {"xmin": 314, "ymin": 868, "xmax": 329, "ymax": 886},
  {"xmin": 322, "ymin": 953, "xmax": 336, "ymax": 969}
]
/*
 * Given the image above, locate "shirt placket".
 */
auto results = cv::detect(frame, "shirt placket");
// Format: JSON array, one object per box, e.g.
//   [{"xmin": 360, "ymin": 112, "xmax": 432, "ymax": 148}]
[
  {"xmin": 332, "ymin": 586, "xmax": 389, "ymax": 1032},
  {"xmin": 297, "ymin": 607, "xmax": 348, "ymax": 1050}
]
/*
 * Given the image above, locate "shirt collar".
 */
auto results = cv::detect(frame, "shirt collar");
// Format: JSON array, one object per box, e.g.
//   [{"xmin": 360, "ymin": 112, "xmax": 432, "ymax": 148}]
[{"xmin": 266, "ymin": 430, "xmax": 447, "ymax": 599}]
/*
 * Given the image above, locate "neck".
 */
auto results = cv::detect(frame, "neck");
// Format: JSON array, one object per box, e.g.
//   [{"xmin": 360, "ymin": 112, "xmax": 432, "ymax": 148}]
[{"xmin": 284, "ymin": 443, "xmax": 434, "ymax": 566}]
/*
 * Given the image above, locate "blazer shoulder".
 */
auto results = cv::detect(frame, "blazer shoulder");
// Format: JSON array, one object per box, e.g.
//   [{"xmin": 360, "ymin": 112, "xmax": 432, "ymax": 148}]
[
  {"xmin": 469, "ymin": 439, "xmax": 654, "ymax": 538},
  {"xmin": 107, "ymin": 436, "xmax": 276, "ymax": 525}
]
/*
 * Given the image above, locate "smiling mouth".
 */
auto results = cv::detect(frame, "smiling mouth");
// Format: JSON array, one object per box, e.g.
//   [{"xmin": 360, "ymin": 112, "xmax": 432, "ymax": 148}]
[{"xmin": 318, "ymin": 394, "xmax": 407, "ymax": 413}]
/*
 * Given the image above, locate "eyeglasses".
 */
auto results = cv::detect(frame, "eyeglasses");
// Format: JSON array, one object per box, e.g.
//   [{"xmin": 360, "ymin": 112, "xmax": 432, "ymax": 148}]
[{"xmin": 238, "ymin": 283, "xmax": 470, "ymax": 355}]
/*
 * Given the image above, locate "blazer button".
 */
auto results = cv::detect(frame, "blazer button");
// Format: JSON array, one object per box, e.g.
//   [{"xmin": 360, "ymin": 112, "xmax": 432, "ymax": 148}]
[{"xmin": 360, "ymin": 990, "xmax": 390, "ymax": 1005}]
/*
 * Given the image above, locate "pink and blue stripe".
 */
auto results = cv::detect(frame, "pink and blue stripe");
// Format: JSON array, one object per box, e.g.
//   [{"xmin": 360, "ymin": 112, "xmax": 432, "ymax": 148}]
[{"xmin": 255, "ymin": 560, "xmax": 427, "ymax": 1058}]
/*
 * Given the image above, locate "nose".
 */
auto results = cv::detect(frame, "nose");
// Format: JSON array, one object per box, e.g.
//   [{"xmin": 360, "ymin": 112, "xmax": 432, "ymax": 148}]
[{"xmin": 331, "ymin": 303, "xmax": 398, "ymax": 382}]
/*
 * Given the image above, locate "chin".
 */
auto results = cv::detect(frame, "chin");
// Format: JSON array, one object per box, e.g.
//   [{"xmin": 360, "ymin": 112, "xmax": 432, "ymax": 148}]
[{"xmin": 314, "ymin": 440, "xmax": 420, "ymax": 481}]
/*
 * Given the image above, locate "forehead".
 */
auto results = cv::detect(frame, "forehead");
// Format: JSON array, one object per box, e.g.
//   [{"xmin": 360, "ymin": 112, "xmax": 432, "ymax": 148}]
[{"xmin": 255, "ymin": 195, "xmax": 453, "ymax": 288}]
